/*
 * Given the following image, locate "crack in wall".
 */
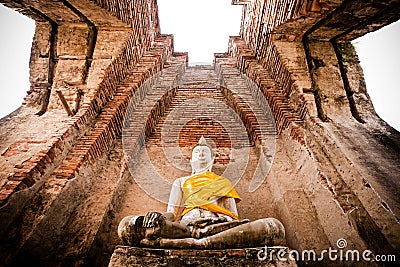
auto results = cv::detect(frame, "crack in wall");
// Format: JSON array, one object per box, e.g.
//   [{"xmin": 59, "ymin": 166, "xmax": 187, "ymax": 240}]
[
  {"xmin": 332, "ymin": 40, "xmax": 365, "ymax": 123},
  {"xmin": 302, "ymin": 37, "xmax": 328, "ymax": 122},
  {"xmin": 27, "ymin": 7, "xmax": 58, "ymax": 116},
  {"xmin": 61, "ymin": 0, "xmax": 98, "ymax": 85}
]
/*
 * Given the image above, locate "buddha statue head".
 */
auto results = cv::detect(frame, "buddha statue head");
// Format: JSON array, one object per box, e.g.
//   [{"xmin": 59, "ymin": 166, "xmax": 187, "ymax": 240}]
[{"xmin": 190, "ymin": 136, "xmax": 214, "ymax": 174}]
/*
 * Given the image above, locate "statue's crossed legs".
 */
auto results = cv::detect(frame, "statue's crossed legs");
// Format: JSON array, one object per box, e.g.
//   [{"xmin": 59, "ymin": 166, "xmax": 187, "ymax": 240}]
[{"xmin": 118, "ymin": 211, "xmax": 285, "ymax": 249}]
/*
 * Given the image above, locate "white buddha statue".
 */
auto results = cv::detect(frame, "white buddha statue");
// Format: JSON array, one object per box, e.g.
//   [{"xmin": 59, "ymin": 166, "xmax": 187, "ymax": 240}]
[{"xmin": 118, "ymin": 136, "xmax": 285, "ymax": 249}]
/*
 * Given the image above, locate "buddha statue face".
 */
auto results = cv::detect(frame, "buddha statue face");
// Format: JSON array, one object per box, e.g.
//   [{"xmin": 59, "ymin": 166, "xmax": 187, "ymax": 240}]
[{"xmin": 190, "ymin": 137, "xmax": 214, "ymax": 174}]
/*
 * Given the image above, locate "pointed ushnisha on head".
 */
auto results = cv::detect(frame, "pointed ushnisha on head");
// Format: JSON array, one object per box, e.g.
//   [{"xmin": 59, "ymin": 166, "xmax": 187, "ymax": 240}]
[
  {"xmin": 190, "ymin": 136, "xmax": 214, "ymax": 174},
  {"xmin": 198, "ymin": 135, "xmax": 208, "ymax": 146}
]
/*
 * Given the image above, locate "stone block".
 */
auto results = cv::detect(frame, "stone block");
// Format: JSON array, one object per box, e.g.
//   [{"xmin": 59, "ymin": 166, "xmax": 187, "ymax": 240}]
[
  {"xmin": 32, "ymin": 22, "xmax": 52, "ymax": 56},
  {"xmin": 57, "ymin": 25, "xmax": 89, "ymax": 57},
  {"xmin": 108, "ymin": 246, "xmax": 298, "ymax": 267},
  {"xmin": 94, "ymin": 30, "xmax": 132, "ymax": 59},
  {"xmin": 29, "ymin": 57, "xmax": 50, "ymax": 84},
  {"xmin": 53, "ymin": 59, "xmax": 87, "ymax": 85},
  {"xmin": 86, "ymin": 59, "xmax": 114, "ymax": 90}
]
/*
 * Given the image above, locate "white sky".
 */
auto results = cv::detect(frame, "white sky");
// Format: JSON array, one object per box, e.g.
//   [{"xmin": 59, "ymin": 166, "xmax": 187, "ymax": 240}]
[
  {"xmin": 0, "ymin": 5, "xmax": 35, "ymax": 118},
  {"xmin": 157, "ymin": 0, "xmax": 242, "ymax": 64},
  {"xmin": 0, "ymin": 2, "xmax": 399, "ymax": 131},
  {"xmin": 352, "ymin": 21, "xmax": 400, "ymax": 131}
]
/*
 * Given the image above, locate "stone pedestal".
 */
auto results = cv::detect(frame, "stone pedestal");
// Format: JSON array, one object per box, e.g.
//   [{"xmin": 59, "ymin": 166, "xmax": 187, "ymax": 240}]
[{"xmin": 108, "ymin": 246, "xmax": 297, "ymax": 267}]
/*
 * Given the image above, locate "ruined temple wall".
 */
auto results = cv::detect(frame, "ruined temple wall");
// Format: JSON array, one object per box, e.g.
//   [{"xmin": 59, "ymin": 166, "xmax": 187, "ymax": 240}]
[
  {"xmin": 0, "ymin": 0, "xmax": 399, "ymax": 265},
  {"xmin": 236, "ymin": 0, "xmax": 400, "ymax": 258},
  {"xmin": 0, "ymin": 1, "xmax": 183, "ymax": 265},
  {"xmin": 0, "ymin": 35, "xmax": 179, "ymax": 266},
  {"xmin": 269, "ymin": 129, "xmax": 370, "ymax": 253},
  {"xmin": 214, "ymin": 35, "xmax": 336, "ymax": 252},
  {"xmin": 334, "ymin": 42, "xmax": 376, "ymax": 120},
  {"xmin": 0, "ymin": 0, "xmax": 162, "ymax": 205},
  {"xmin": 0, "ymin": 0, "xmax": 162, "ymax": 116},
  {"xmin": 227, "ymin": 34, "xmax": 400, "ymax": 257}
]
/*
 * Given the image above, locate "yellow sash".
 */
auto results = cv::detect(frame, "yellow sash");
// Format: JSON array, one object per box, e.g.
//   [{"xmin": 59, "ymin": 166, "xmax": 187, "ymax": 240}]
[{"xmin": 181, "ymin": 171, "xmax": 240, "ymax": 220}]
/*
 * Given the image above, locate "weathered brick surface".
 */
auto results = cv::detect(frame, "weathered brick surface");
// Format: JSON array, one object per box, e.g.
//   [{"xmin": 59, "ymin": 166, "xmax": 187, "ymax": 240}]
[
  {"xmin": 240, "ymin": 0, "xmax": 345, "ymax": 44},
  {"xmin": 0, "ymin": 35, "xmax": 179, "ymax": 265},
  {"xmin": 109, "ymin": 246, "xmax": 297, "ymax": 267},
  {"xmin": 226, "ymin": 37, "xmax": 303, "ymax": 136},
  {"xmin": 0, "ymin": 33, "xmax": 171, "ymax": 206},
  {"xmin": 0, "ymin": 0, "xmax": 400, "ymax": 266},
  {"xmin": 140, "ymin": 64, "xmax": 277, "ymax": 172},
  {"xmin": 0, "ymin": 0, "xmax": 165, "ymax": 207},
  {"xmin": 146, "ymin": 66, "xmax": 253, "ymax": 149},
  {"xmin": 0, "ymin": 1, "xmax": 178, "ymax": 265},
  {"xmin": 235, "ymin": 0, "xmax": 400, "ymax": 260}
]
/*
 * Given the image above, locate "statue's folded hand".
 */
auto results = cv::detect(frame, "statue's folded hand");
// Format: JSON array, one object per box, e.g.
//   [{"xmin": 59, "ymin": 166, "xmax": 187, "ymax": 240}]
[
  {"xmin": 187, "ymin": 216, "xmax": 228, "ymax": 228},
  {"xmin": 143, "ymin": 211, "xmax": 165, "ymax": 228}
]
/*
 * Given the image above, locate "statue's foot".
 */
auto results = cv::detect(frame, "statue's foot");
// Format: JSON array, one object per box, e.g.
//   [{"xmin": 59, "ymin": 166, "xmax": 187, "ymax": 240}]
[{"xmin": 140, "ymin": 238, "xmax": 161, "ymax": 247}]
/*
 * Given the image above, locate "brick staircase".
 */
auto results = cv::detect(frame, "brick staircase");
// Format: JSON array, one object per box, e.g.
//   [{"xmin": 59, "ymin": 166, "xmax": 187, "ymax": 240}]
[
  {"xmin": 147, "ymin": 66, "xmax": 249, "ymax": 149},
  {"xmin": 146, "ymin": 65, "xmax": 276, "ymax": 152}
]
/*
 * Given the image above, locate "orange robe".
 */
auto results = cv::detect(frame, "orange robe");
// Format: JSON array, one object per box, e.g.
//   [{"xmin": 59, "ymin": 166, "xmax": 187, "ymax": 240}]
[{"xmin": 181, "ymin": 171, "xmax": 241, "ymax": 220}]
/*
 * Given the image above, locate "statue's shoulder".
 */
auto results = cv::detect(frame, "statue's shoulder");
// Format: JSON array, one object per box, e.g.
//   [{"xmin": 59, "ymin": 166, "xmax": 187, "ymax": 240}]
[{"xmin": 172, "ymin": 175, "xmax": 192, "ymax": 186}]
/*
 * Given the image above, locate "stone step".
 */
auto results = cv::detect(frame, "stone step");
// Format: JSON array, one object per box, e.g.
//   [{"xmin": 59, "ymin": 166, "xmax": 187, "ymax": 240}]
[
  {"xmin": 109, "ymin": 246, "xmax": 298, "ymax": 267},
  {"xmin": 145, "ymin": 65, "xmax": 276, "ymax": 149}
]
